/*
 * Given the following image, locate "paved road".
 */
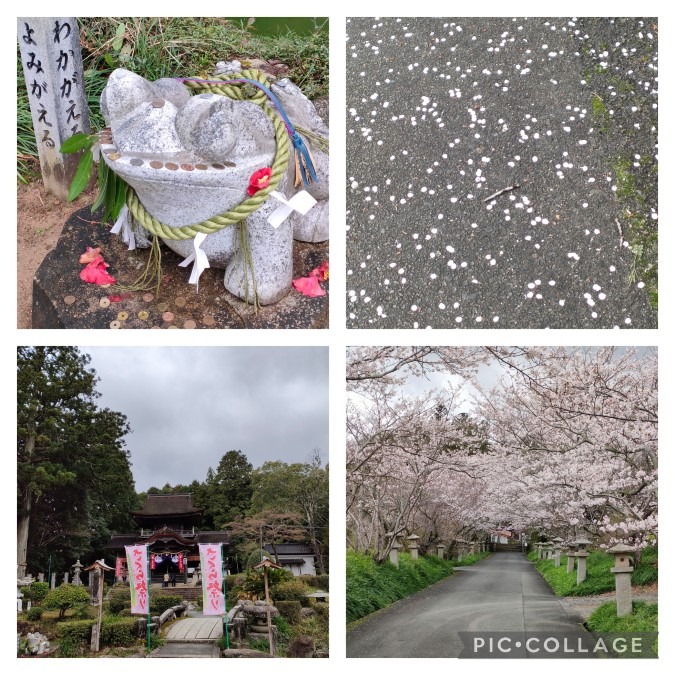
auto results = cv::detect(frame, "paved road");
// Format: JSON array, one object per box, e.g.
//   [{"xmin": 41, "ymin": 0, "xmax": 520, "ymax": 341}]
[
  {"xmin": 347, "ymin": 553, "xmax": 593, "ymax": 658},
  {"xmin": 346, "ymin": 17, "xmax": 657, "ymax": 328}
]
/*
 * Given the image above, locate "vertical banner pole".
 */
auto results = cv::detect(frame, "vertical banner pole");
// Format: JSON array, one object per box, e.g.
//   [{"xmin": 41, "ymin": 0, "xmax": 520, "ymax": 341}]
[
  {"xmin": 221, "ymin": 543, "xmax": 230, "ymax": 649},
  {"xmin": 146, "ymin": 554, "xmax": 151, "ymax": 650}
]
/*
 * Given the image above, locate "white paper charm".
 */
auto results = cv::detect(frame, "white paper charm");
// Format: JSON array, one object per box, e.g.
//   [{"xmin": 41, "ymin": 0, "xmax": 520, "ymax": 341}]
[
  {"xmin": 267, "ymin": 190, "xmax": 317, "ymax": 229},
  {"xmin": 110, "ymin": 205, "xmax": 136, "ymax": 250},
  {"xmin": 178, "ymin": 232, "xmax": 210, "ymax": 291}
]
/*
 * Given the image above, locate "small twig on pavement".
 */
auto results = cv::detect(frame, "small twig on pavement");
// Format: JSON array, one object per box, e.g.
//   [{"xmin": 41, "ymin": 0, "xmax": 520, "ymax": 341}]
[
  {"xmin": 483, "ymin": 185, "xmax": 520, "ymax": 203},
  {"xmin": 615, "ymin": 218, "xmax": 624, "ymax": 247}
]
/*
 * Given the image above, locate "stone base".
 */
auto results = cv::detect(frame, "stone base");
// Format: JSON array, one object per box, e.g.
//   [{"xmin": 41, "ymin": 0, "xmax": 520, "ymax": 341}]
[{"xmin": 32, "ymin": 206, "xmax": 328, "ymax": 329}]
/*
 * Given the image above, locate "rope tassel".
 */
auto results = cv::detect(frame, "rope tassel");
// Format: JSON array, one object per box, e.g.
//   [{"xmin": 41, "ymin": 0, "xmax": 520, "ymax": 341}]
[
  {"xmin": 178, "ymin": 73, "xmax": 321, "ymax": 188},
  {"xmin": 292, "ymin": 132, "xmax": 319, "ymax": 187}
]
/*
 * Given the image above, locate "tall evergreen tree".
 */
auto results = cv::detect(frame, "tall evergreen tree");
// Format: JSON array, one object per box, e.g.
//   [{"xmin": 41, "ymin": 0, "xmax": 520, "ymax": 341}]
[
  {"xmin": 201, "ymin": 450, "xmax": 253, "ymax": 529},
  {"xmin": 17, "ymin": 347, "xmax": 136, "ymax": 576}
]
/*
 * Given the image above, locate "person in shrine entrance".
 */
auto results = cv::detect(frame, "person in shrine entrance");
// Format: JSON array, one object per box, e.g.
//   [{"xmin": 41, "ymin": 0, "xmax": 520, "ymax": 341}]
[
  {"xmin": 171, "ymin": 573, "xmax": 176, "ymax": 587},
  {"xmin": 163, "ymin": 572, "xmax": 170, "ymax": 587}
]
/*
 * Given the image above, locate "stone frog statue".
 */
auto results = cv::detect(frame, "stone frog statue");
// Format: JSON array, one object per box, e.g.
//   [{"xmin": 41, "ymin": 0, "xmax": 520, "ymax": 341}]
[{"xmin": 100, "ymin": 61, "xmax": 328, "ymax": 305}]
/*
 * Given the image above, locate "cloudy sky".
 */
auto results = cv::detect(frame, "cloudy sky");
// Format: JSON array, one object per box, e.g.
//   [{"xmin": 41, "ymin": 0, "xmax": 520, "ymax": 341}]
[{"xmin": 82, "ymin": 347, "xmax": 328, "ymax": 492}]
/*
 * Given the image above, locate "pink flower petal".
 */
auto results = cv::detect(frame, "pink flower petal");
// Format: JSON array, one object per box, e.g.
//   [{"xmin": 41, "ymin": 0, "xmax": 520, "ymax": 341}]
[{"xmin": 292, "ymin": 275, "xmax": 326, "ymax": 297}]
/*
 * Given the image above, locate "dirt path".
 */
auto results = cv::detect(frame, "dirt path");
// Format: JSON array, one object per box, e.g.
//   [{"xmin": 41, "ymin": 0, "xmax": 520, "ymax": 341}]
[{"xmin": 17, "ymin": 181, "xmax": 95, "ymax": 328}]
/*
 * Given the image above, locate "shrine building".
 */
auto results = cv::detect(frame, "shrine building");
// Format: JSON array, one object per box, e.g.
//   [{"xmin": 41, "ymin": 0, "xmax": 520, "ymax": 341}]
[{"xmin": 105, "ymin": 493, "xmax": 230, "ymax": 584}]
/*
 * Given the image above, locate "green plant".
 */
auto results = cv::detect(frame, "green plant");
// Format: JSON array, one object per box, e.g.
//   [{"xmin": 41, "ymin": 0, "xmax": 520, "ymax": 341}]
[
  {"xmin": 72, "ymin": 602, "xmax": 95, "ymax": 620},
  {"xmin": 150, "ymin": 595, "xmax": 183, "ymax": 614},
  {"xmin": 248, "ymin": 637, "xmax": 270, "ymax": 652},
  {"xmin": 44, "ymin": 584, "xmax": 92, "ymax": 620},
  {"xmin": 29, "ymin": 582, "xmax": 49, "ymax": 603},
  {"xmin": 108, "ymin": 590, "xmax": 130, "ymax": 615},
  {"xmin": 101, "ymin": 617, "xmax": 138, "ymax": 647},
  {"xmin": 27, "ymin": 606, "xmax": 44, "ymax": 621},
  {"xmin": 56, "ymin": 635, "xmax": 82, "ymax": 657},
  {"xmin": 586, "ymin": 601, "xmax": 658, "ymax": 657},
  {"xmin": 59, "ymin": 132, "xmax": 126, "ymax": 223},
  {"xmin": 147, "ymin": 633, "xmax": 165, "ymax": 651},
  {"xmin": 273, "ymin": 614, "xmax": 291, "ymax": 637},
  {"xmin": 274, "ymin": 600, "xmax": 302, "ymax": 624},
  {"xmin": 270, "ymin": 579, "xmax": 307, "ymax": 603},
  {"xmin": 346, "ymin": 550, "xmax": 489, "ymax": 623},
  {"xmin": 530, "ymin": 547, "xmax": 657, "ymax": 596},
  {"xmin": 56, "ymin": 619, "xmax": 94, "ymax": 643}
]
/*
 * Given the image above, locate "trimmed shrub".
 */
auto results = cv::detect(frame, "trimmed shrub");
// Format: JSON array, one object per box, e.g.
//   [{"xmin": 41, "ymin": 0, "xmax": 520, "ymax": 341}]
[
  {"xmin": 108, "ymin": 591, "xmax": 130, "ymax": 615},
  {"xmin": 275, "ymin": 600, "xmax": 302, "ymax": 624},
  {"xmin": 56, "ymin": 620, "xmax": 94, "ymax": 643},
  {"xmin": 101, "ymin": 617, "xmax": 137, "ymax": 647},
  {"xmin": 44, "ymin": 584, "xmax": 92, "ymax": 619},
  {"xmin": 270, "ymin": 579, "xmax": 307, "ymax": 603},
  {"xmin": 297, "ymin": 574, "xmax": 329, "ymax": 591},
  {"xmin": 151, "ymin": 595, "xmax": 183, "ymax": 614},
  {"xmin": 30, "ymin": 582, "xmax": 49, "ymax": 603},
  {"xmin": 27, "ymin": 606, "xmax": 44, "ymax": 621}
]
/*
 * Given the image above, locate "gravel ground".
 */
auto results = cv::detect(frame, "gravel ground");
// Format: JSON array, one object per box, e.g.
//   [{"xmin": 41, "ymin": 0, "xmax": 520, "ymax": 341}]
[{"xmin": 346, "ymin": 17, "xmax": 657, "ymax": 328}]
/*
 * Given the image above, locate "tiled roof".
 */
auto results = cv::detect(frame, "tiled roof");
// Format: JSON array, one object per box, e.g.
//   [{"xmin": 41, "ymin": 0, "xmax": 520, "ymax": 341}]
[
  {"xmin": 263, "ymin": 543, "xmax": 315, "ymax": 556},
  {"xmin": 130, "ymin": 493, "xmax": 204, "ymax": 517}
]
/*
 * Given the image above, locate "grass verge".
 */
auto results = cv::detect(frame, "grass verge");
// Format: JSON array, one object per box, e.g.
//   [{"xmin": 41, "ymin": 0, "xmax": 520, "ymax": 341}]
[
  {"xmin": 346, "ymin": 550, "xmax": 490, "ymax": 624},
  {"xmin": 587, "ymin": 601, "xmax": 658, "ymax": 657},
  {"xmin": 528, "ymin": 546, "xmax": 657, "ymax": 596}
]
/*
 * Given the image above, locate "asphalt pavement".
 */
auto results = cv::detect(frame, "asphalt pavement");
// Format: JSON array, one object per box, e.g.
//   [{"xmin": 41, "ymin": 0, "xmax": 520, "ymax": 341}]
[
  {"xmin": 346, "ymin": 17, "xmax": 657, "ymax": 328},
  {"xmin": 346, "ymin": 553, "xmax": 593, "ymax": 658}
]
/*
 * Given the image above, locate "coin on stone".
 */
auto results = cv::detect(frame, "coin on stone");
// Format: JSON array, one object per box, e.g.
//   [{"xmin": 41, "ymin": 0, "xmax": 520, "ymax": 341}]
[
  {"xmin": 117, "ymin": 311, "xmax": 129, "ymax": 321},
  {"xmin": 180, "ymin": 164, "xmax": 194, "ymax": 171},
  {"xmin": 162, "ymin": 311, "xmax": 175, "ymax": 322},
  {"xmin": 165, "ymin": 162, "xmax": 179, "ymax": 171},
  {"xmin": 109, "ymin": 320, "xmax": 121, "ymax": 329},
  {"xmin": 108, "ymin": 153, "xmax": 121, "ymax": 161},
  {"xmin": 175, "ymin": 297, "xmax": 187, "ymax": 308},
  {"xmin": 156, "ymin": 302, "xmax": 168, "ymax": 313},
  {"xmin": 99, "ymin": 297, "xmax": 111, "ymax": 308},
  {"xmin": 150, "ymin": 161, "xmax": 164, "ymax": 169},
  {"xmin": 183, "ymin": 320, "xmax": 197, "ymax": 329},
  {"xmin": 137, "ymin": 310, "xmax": 149, "ymax": 320},
  {"xmin": 168, "ymin": 325, "xmax": 179, "ymax": 329},
  {"xmin": 151, "ymin": 97, "xmax": 165, "ymax": 108},
  {"xmin": 195, "ymin": 164, "xmax": 208, "ymax": 170},
  {"xmin": 130, "ymin": 158, "xmax": 144, "ymax": 166},
  {"xmin": 143, "ymin": 292, "xmax": 154, "ymax": 302},
  {"xmin": 64, "ymin": 295, "xmax": 76, "ymax": 305},
  {"xmin": 202, "ymin": 315, "xmax": 216, "ymax": 326}
]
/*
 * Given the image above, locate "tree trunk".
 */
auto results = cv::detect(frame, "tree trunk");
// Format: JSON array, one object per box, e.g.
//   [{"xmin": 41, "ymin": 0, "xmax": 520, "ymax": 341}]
[
  {"xmin": 17, "ymin": 434, "xmax": 35, "ymax": 578},
  {"xmin": 310, "ymin": 529, "xmax": 326, "ymax": 575}
]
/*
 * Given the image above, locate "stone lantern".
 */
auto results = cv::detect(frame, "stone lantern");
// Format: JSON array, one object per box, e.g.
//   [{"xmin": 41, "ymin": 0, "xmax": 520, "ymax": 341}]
[
  {"xmin": 566, "ymin": 541, "xmax": 578, "ymax": 573},
  {"xmin": 71, "ymin": 559, "xmax": 84, "ymax": 585},
  {"xmin": 386, "ymin": 532, "xmax": 403, "ymax": 568},
  {"xmin": 455, "ymin": 538, "xmax": 466, "ymax": 562},
  {"xmin": 436, "ymin": 543, "xmax": 445, "ymax": 560},
  {"xmin": 574, "ymin": 538, "xmax": 592, "ymax": 585},
  {"xmin": 407, "ymin": 534, "xmax": 421, "ymax": 560},
  {"xmin": 536, "ymin": 542, "xmax": 543, "ymax": 560},
  {"xmin": 608, "ymin": 544, "xmax": 635, "ymax": 617},
  {"xmin": 552, "ymin": 537, "xmax": 564, "ymax": 567}
]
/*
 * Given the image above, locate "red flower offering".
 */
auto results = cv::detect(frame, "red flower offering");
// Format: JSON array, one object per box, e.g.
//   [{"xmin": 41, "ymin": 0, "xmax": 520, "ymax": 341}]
[
  {"xmin": 79, "ymin": 253, "xmax": 116, "ymax": 285},
  {"xmin": 247, "ymin": 167, "xmax": 272, "ymax": 196},
  {"xmin": 292, "ymin": 275, "xmax": 326, "ymax": 298}
]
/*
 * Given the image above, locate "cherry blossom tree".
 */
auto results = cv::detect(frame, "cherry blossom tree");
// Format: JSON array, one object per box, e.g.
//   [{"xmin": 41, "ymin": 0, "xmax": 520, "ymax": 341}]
[{"xmin": 346, "ymin": 347, "xmax": 658, "ymax": 561}]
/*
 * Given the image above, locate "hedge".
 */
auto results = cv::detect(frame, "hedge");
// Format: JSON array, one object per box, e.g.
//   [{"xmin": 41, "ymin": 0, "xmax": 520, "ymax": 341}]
[{"xmin": 274, "ymin": 600, "xmax": 302, "ymax": 624}]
